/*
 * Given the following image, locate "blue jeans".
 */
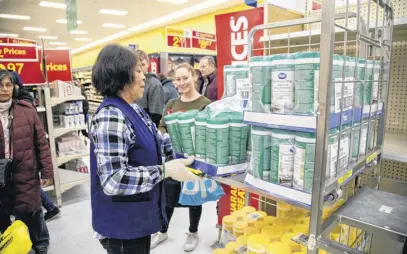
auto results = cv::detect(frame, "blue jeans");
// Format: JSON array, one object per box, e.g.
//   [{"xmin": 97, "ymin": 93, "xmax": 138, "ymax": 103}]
[
  {"xmin": 41, "ymin": 190, "xmax": 56, "ymax": 212},
  {"xmin": 15, "ymin": 209, "xmax": 50, "ymax": 252}
]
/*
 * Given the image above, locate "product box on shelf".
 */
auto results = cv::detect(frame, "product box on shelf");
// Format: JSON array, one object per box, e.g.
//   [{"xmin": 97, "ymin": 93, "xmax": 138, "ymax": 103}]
[
  {"xmin": 50, "ymin": 80, "xmax": 83, "ymax": 97},
  {"xmin": 56, "ymin": 135, "xmax": 87, "ymax": 157},
  {"xmin": 175, "ymin": 153, "xmax": 248, "ymax": 177}
]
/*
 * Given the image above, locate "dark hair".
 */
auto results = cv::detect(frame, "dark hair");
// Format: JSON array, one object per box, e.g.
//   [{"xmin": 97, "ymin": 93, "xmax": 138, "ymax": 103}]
[
  {"xmin": 91, "ymin": 44, "xmax": 138, "ymax": 96},
  {"xmin": 135, "ymin": 50, "xmax": 148, "ymax": 62},
  {"xmin": 0, "ymin": 70, "xmax": 13, "ymax": 83},
  {"xmin": 158, "ymin": 73, "xmax": 167, "ymax": 82}
]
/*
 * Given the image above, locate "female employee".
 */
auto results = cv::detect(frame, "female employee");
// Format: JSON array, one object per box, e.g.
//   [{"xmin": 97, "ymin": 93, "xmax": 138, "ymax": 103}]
[
  {"xmin": 89, "ymin": 44, "xmax": 198, "ymax": 254},
  {"xmin": 154, "ymin": 63, "xmax": 211, "ymax": 252}
]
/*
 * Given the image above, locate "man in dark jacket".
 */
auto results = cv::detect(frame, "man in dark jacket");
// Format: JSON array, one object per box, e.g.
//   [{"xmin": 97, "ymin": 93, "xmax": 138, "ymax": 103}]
[
  {"xmin": 135, "ymin": 50, "xmax": 165, "ymax": 127},
  {"xmin": 198, "ymin": 56, "xmax": 218, "ymax": 101},
  {"xmin": 158, "ymin": 73, "xmax": 178, "ymax": 106}
]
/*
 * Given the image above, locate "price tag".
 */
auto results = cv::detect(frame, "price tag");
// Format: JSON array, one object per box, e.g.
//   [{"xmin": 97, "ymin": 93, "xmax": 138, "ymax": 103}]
[
  {"xmin": 366, "ymin": 152, "xmax": 377, "ymax": 164},
  {"xmin": 338, "ymin": 169, "xmax": 353, "ymax": 185},
  {"xmin": 248, "ymin": 212, "xmax": 261, "ymax": 220},
  {"xmin": 235, "ymin": 245, "xmax": 248, "ymax": 254},
  {"xmin": 292, "ymin": 233, "xmax": 309, "ymax": 247}
]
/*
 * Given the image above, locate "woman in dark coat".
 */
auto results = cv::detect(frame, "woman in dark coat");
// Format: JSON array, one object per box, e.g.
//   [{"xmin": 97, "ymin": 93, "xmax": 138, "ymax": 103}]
[{"xmin": 0, "ymin": 70, "xmax": 53, "ymax": 254}]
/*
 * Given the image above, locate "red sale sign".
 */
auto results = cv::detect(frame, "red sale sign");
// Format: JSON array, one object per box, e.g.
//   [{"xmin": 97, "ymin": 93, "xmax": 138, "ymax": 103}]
[
  {"xmin": 0, "ymin": 49, "xmax": 72, "ymax": 84},
  {"xmin": 217, "ymin": 184, "xmax": 259, "ymax": 226},
  {"xmin": 215, "ymin": 7, "xmax": 264, "ymax": 99},
  {"xmin": 0, "ymin": 44, "xmax": 38, "ymax": 62}
]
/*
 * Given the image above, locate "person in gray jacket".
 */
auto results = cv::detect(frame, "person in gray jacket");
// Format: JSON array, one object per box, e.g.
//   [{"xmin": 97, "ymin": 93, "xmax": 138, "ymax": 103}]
[
  {"xmin": 158, "ymin": 73, "xmax": 178, "ymax": 106},
  {"xmin": 135, "ymin": 50, "xmax": 165, "ymax": 127}
]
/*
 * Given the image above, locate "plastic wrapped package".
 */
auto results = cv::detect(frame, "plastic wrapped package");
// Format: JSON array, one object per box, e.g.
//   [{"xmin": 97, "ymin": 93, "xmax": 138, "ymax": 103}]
[
  {"xmin": 294, "ymin": 51, "xmax": 320, "ymax": 115},
  {"xmin": 177, "ymin": 110, "xmax": 199, "ymax": 156},
  {"xmin": 293, "ymin": 132, "xmax": 316, "ymax": 192},
  {"xmin": 271, "ymin": 54, "xmax": 295, "ymax": 114},
  {"xmin": 270, "ymin": 130, "xmax": 295, "ymax": 187},
  {"xmin": 206, "ymin": 116, "xmax": 230, "ymax": 166},
  {"xmin": 250, "ymin": 56, "xmax": 273, "ymax": 113},
  {"xmin": 223, "ymin": 65, "xmax": 249, "ymax": 98},
  {"xmin": 250, "ymin": 126, "xmax": 272, "ymax": 179}
]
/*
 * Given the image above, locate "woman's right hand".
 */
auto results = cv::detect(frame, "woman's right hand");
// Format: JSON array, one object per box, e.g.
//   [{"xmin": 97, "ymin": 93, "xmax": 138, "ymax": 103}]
[{"xmin": 163, "ymin": 156, "xmax": 200, "ymax": 182}]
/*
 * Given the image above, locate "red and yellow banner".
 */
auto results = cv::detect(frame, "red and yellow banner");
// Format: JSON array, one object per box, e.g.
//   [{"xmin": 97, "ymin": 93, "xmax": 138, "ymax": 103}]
[
  {"xmin": 165, "ymin": 27, "xmax": 216, "ymax": 51},
  {"xmin": 0, "ymin": 49, "xmax": 72, "ymax": 84},
  {"xmin": 0, "ymin": 44, "xmax": 38, "ymax": 62}
]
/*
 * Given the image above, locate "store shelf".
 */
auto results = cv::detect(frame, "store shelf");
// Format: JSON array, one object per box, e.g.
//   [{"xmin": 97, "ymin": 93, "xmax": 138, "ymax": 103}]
[
  {"xmin": 56, "ymin": 153, "xmax": 89, "ymax": 166},
  {"xmin": 89, "ymin": 98, "xmax": 102, "ymax": 103},
  {"xmin": 383, "ymin": 133, "xmax": 407, "ymax": 163},
  {"xmin": 54, "ymin": 125, "xmax": 88, "ymax": 138},
  {"xmin": 58, "ymin": 168, "xmax": 90, "ymax": 193},
  {"xmin": 36, "ymin": 106, "xmax": 46, "ymax": 112},
  {"xmin": 50, "ymin": 95, "xmax": 86, "ymax": 107},
  {"xmin": 323, "ymin": 187, "xmax": 407, "ymax": 240},
  {"xmin": 259, "ymin": 18, "xmax": 407, "ymax": 44}
]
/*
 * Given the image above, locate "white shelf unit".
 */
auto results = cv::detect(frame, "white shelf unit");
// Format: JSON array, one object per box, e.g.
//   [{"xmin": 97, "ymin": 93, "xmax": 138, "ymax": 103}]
[
  {"xmin": 43, "ymin": 87, "xmax": 90, "ymax": 206},
  {"xmin": 383, "ymin": 133, "xmax": 407, "ymax": 163}
]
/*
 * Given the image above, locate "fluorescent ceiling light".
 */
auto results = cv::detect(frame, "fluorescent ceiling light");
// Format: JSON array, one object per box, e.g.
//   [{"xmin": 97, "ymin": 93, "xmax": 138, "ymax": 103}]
[
  {"xmin": 49, "ymin": 42, "xmax": 66, "ymax": 45},
  {"xmin": 103, "ymin": 23, "xmax": 126, "ymax": 29},
  {"xmin": 72, "ymin": 31, "xmax": 129, "ymax": 54},
  {"xmin": 72, "ymin": 0, "xmax": 228, "ymax": 55},
  {"xmin": 39, "ymin": 36, "xmax": 58, "ymax": 39},
  {"xmin": 70, "ymin": 30, "xmax": 88, "ymax": 35},
  {"xmin": 99, "ymin": 9, "xmax": 128, "ymax": 16},
  {"xmin": 128, "ymin": 0, "xmax": 228, "ymax": 32},
  {"xmin": 157, "ymin": 0, "xmax": 188, "ymax": 3},
  {"xmin": 56, "ymin": 19, "xmax": 83, "ymax": 24},
  {"xmin": 75, "ymin": 38, "xmax": 92, "ymax": 41},
  {"xmin": 0, "ymin": 33, "xmax": 18, "ymax": 37},
  {"xmin": 0, "ymin": 14, "xmax": 30, "ymax": 20},
  {"xmin": 24, "ymin": 27, "xmax": 47, "ymax": 32},
  {"xmin": 39, "ymin": 1, "xmax": 66, "ymax": 9}
]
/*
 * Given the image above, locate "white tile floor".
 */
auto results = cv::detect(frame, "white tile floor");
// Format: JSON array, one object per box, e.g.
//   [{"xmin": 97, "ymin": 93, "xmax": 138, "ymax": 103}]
[{"xmin": 46, "ymin": 183, "xmax": 219, "ymax": 254}]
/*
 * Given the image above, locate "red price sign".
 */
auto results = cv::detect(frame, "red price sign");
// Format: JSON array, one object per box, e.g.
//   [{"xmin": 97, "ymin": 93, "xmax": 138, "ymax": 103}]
[
  {"xmin": 0, "ymin": 44, "xmax": 38, "ymax": 62},
  {"xmin": 167, "ymin": 35, "xmax": 191, "ymax": 48},
  {"xmin": 191, "ymin": 38, "xmax": 217, "ymax": 51},
  {"xmin": 8, "ymin": 38, "xmax": 37, "ymax": 45}
]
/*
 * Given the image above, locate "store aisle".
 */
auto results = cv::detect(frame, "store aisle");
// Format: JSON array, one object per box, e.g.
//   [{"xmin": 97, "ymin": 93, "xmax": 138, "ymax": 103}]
[{"xmin": 46, "ymin": 184, "xmax": 219, "ymax": 254}]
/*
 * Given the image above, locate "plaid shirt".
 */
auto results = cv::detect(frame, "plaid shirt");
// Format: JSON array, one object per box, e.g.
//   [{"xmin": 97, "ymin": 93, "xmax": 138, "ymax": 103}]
[{"xmin": 90, "ymin": 103, "xmax": 173, "ymax": 239}]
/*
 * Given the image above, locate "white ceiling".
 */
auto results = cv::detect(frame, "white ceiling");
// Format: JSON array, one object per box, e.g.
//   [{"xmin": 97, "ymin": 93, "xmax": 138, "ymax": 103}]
[{"xmin": 0, "ymin": 0, "xmax": 241, "ymax": 53}]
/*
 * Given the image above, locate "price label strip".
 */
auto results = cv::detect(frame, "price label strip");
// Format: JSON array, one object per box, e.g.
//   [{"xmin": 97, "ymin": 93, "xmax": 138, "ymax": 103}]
[
  {"xmin": 366, "ymin": 152, "xmax": 377, "ymax": 164},
  {"xmin": 235, "ymin": 245, "xmax": 247, "ymax": 254},
  {"xmin": 292, "ymin": 233, "xmax": 309, "ymax": 247},
  {"xmin": 338, "ymin": 169, "xmax": 353, "ymax": 185}
]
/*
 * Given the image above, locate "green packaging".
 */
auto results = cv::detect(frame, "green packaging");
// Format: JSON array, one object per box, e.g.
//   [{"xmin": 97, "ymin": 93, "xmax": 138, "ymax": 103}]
[
  {"xmin": 223, "ymin": 65, "xmax": 249, "ymax": 98},
  {"xmin": 163, "ymin": 112, "xmax": 183, "ymax": 154},
  {"xmin": 270, "ymin": 129, "xmax": 295, "ymax": 187},
  {"xmin": 250, "ymin": 126, "xmax": 272, "ymax": 179},
  {"xmin": 293, "ymin": 132, "xmax": 316, "ymax": 192},
  {"xmin": 250, "ymin": 56, "xmax": 273, "ymax": 112},
  {"xmin": 271, "ymin": 54, "xmax": 295, "ymax": 114},
  {"xmin": 228, "ymin": 113, "xmax": 249, "ymax": 164},
  {"xmin": 195, "ymin": 112, "xmax": 209, "ymax": 161},
  {"xmin": 206, "ymin": 116, "xmax": 230, "ymax": 166},
  {"xmin": 294, "ymin": 51, "xmax": 320, "ymax": 115},
  {"xmin": 177, "ymin": 110, "xmax": 199, "ymax": 156}
]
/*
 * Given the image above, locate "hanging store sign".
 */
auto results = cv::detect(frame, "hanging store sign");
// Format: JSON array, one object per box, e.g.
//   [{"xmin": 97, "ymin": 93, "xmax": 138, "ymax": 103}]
[
  {"xmin": 165, "ymin": 27, "xmax": 216, "ymax": 51},
  {"xmin": 0, "ymin": 44, "xmax": 39, "ymax": 62},
  {"xmin": 66, "ymin": 0, "xmax": 78, "ymax": 32},
  {"xmin": 0, "ymin": 49, "xmax": 72, "ymax": 84},
  {"xmin": 0, "ymin": 38, "xmax": 36, "ymax": 45},
  {"xmin": 191, "ymin": 30, "xmax": 217, "ymax": 51},
  {"xmin": 215, "ymin": 7, "xmax": 264, "ymax": 100}
]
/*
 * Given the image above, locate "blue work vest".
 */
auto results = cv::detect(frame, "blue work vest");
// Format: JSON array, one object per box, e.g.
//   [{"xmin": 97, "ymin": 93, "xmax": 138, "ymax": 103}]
[{"xmin": 90, "ymin": 96, "xmax": 166, "ymax": 240}]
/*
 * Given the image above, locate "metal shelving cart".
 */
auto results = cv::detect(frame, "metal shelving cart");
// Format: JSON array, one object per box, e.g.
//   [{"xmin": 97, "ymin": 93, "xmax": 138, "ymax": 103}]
[
  {"xmin": 43, "ymin": 87, "xmax": 90, "ymax": 206},
  {"xmin": 208, "ymin": 0, "xmax": 407, "ymax": 253}
]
